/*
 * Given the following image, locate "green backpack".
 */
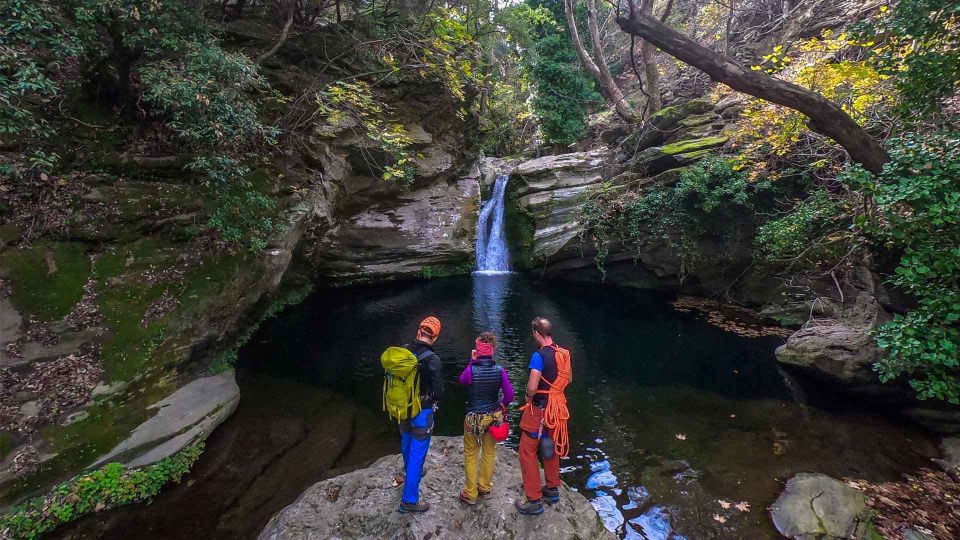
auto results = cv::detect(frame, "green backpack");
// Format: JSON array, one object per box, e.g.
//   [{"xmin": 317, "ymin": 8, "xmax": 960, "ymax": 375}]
[{"xmin": 381, "ymin": 346, "xmax": 432, "ymax": 422}]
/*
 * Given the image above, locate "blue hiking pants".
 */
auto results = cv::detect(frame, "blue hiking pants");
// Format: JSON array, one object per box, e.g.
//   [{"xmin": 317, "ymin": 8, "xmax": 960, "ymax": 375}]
[{"xmin": 400, "ymin": 408, "xmax": 434, "ymax": 504}]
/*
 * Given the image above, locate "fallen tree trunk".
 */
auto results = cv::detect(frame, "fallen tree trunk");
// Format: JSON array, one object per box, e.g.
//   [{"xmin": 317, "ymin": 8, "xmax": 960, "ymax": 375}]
[{"xmin": 616, "ymin": 1, "xmax": 889, "ymax": 173}]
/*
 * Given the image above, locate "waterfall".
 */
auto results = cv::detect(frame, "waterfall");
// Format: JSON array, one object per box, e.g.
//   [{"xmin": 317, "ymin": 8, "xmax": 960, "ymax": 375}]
[{"xmin": 475, "ymin": 174, "xmax": 511, "ymax": 273}]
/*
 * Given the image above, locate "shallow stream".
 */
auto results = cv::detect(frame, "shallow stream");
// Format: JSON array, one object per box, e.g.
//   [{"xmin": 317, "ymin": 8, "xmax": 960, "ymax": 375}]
[{"xmin": 57, "ymin": 273, "xmax": 939, "ymax": 539}]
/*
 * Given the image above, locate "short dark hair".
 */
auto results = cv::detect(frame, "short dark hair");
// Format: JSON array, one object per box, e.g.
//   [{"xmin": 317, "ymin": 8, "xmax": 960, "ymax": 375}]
[
  {"xmin": 478, "ymin": 331, "xmax": 497, "ymax": 348},
  {"xmin": 531, "ymin": 317, "xmax": 552, "ymax": 337}
]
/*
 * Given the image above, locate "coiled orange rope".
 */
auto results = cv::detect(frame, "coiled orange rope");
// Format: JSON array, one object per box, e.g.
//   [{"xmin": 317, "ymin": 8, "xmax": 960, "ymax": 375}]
[{"xmin": 535, "ymin": 344, "xmax": 572, "ymax": 458}]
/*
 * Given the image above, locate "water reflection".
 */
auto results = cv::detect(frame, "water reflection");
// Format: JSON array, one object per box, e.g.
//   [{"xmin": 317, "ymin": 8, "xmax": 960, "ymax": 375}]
[{"xmin": 471, "ymin": 273, "xmax": 511, "ymax": 338}]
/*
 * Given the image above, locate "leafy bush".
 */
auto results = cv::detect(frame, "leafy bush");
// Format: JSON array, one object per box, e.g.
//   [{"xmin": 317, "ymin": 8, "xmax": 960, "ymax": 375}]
[
  {"xmin": 187, "ymin": 157, "xmax": 277, "ymax": 252},
  {"xmin": 0, "ymin": 0, "xmax": 77, "ymax": 138},
  {"xmin": 754, "ymin": 191, "xmax": 852, "ymax": 271},
  {"xmin": 141, "ymin": 42, "xmax": 277, "ymax": 147},
  {"xmin": 845, "ymin": 133, "xmax": 960, "ymax": 403},
  {"xmin": 0, "ymin": 443, "xmax": 203, "ymax": 540},
  {"xmin": 500, "ymin": 1, "xmax": 601, "ymax": 146},
  {"xmin": 582, "ymin": 157, "xmax": 764, "ymax": 273}
]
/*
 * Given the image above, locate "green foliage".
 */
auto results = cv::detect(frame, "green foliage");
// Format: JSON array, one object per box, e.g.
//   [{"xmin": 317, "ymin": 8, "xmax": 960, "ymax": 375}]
[
  {"xmin": 754, "ymin": 191, "xmax": 851, "ymax": 271},
  {"xmin": 582, "ymin": 157, "xmax": 762, "ymax": 273},
  {"xmin": 0, "ymin": 0, "xmax": 77, "ymax": 138},
  {"xmin": 845, "ymin": 133, "xmax": 960, "ymax": 403},
  {"xmin": 316, "ymin": 80, "xmax": 417, "ymax": 186},
  {"xmin": 854, "ymin": 0, "xmax": 960, "ymax": 116},
  {"xmin": 0, "ymin": 443, "xmax": 203, "ymax": 540},
  {"xmin": 500, "ymin": 1, "xmax": 601, "ymax": 145},
  {"xmin": 188, "ymin": 157, "xmax": 277, "ymax": 252},
  {"xmin": 141, "ymin": 42, "xmax": 277, "ymax": 147}
]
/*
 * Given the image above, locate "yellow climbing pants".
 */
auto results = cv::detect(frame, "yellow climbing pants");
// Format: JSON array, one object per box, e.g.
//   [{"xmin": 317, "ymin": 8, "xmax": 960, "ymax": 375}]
[{"xmin": 462, "ymin": 410, "xmax": 503, "ymax": 500}]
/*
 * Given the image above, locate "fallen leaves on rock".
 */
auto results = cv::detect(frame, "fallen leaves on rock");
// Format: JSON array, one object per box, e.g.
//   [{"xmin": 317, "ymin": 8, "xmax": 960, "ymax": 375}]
[
  {"xmin": 141, "ymin": 289, "xmax": 179, "ymax": 327},
  {"xmin": 65, "ymin": 273, "xmax": 103, "ymax": 331},
  {"xmin": 675, "ymin": 433, "xmax": 687, "ymax": 441},
  {"xmin": 847, "ymin": 468, "xmax": 960, "ymax": 540},
  {"xmin": 11, "ymin": 445, "xmax": 40, "ymax": 477},
  {"xmin": 717, "ymin": 499, "xmax": 731, "ymax": 509},
  {"xmin": 712, "ymin": 513, "xmax": 727, "ymax": 524},
  {"xmin": 734, "ymin": 501, "xmax": 750, "ymax": 512},
  {"xmin": 0, "ymin": 343, "xmax": 102, "ymax": 434}
]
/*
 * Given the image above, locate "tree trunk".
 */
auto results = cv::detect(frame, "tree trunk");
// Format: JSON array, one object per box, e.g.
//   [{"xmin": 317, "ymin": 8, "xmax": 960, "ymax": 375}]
[
  {"xmin": 639, "ymin": 0, "xmax": 662, "ymax": 115},
  {"xmin": 563, "ymin": 0, "xmax": 640, "ymax": 123},
  {"xmin": 256, "ymin": 3, "xmax": 296, "ymax": 65},
  {"xmin": 615, "ymin": 2, "xmax": 889, "ymax": 173}
]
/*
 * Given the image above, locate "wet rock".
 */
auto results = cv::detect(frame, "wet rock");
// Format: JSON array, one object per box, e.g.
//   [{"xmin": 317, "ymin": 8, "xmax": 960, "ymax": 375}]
[
  {"xmin": 259, "ymin": 436, "xmax": 614, "ymax": 540},
  {"xmin": 91, "ymin": 370, "xmax": 239, "ymax": 469},
  {"xmin": 775, "ymin": 325, "xmax": 881, "ymax": 388},
  {"xmin": 770, "ymin": 473, "xmax": 879, "ymax": 540},
  {"xmin": 511, "ymin": 149, "xmax": 609, "ymax": 265},
  {"xmin": 934, "ymin": 437, "xmax": 960, "ymax": 472},
  {"xmin": 902, "ymin": 527, "xmax": 936, "ymax": 540}
]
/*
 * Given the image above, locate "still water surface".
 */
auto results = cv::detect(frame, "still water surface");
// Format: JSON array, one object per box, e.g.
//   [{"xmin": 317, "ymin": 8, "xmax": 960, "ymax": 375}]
[{"xmin": 57, "ymin": 273, "xmax": 938, "ymax": 539}]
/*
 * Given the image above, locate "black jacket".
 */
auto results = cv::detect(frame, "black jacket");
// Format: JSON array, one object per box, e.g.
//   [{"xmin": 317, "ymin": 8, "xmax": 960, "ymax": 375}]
[{"xmin": 408, "ymin": 340, "xmax": 444, "ymax": 409}]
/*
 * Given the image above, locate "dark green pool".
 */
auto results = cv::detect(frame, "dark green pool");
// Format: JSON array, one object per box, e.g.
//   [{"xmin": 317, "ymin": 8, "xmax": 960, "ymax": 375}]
[{"xmin": 56, "ymin": 273, "xmax": 939, "ymax": 539}]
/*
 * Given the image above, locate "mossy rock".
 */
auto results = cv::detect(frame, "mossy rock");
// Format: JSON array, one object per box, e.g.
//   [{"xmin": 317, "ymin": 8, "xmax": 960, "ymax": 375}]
[
  {"xmin": 0, "ymin": 242, "xmax": 91, "ymax": 321},
  {"xmin": 630, "ymin": 136, "xmax": 726, "ymax": 176},
  {"xmin": 660, "ymin": 136, "xmax": 728, "ymax": 156},
  {"xmin": 648, "ymin": 99, "xmax": 715, "ymax": 129},
  {"xmin": 621, "ymin": 99, "xmax": 716, "ymax": 152},
  {"xmin": 678, "ymin": 113, "xmax": 721, "ymax": 129}
]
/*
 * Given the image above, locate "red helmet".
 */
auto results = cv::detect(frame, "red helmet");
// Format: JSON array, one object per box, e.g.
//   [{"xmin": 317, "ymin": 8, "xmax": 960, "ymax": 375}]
[{"xmin": 488, "ymin": 421, "xmax": 509, "ymax": 442}]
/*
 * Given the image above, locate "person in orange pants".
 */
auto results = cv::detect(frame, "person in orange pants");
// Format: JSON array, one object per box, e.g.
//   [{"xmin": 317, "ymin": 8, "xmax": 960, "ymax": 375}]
[{"xmin": 515, "ymin": 317, "xmax": 563, "ymax": 515}]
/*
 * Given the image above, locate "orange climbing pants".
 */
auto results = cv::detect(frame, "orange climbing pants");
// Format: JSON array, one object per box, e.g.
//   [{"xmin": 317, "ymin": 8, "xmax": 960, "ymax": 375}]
[{"xmin": 518, "ymin": 405, "xmax": 561, "ymax": 501}]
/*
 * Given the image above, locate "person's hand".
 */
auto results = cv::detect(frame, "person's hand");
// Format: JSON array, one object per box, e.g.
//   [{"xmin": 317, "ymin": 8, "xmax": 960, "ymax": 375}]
[{"xmin": 470, "ymin": 349, "xmax": 477, "ymax": 362}]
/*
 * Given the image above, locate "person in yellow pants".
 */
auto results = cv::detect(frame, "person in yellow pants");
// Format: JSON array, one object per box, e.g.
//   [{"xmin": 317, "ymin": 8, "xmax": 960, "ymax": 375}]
[{"xmin": 458, "ymin": 332, "xmax": 515, "ymax": 505}]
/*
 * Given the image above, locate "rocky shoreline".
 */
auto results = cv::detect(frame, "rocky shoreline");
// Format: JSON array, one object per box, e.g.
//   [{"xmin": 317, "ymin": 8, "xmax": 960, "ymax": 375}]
[{"xmin": 258, "ymin": 436, "xmax": 613, "ymax": 540}]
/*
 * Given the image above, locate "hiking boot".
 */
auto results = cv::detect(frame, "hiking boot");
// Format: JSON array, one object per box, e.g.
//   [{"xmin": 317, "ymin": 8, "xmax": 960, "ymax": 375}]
[
  {"xmin": 398, "ymin": 501, "xmax": 430, "ymax": 513},
  {"xmin": 459, "ymin": 491, "xmax": 477, "ymax": 506},
  {"xmin": 514, "ymin": 498, "xmax": 544, "ymax": 515},
  {"xmin": 541, "ymin": 486, "xmax": 560, "ymax": 504},
  {"xmin": 478, "ymin": 489, "xmax": 493, "ymax": 500}
]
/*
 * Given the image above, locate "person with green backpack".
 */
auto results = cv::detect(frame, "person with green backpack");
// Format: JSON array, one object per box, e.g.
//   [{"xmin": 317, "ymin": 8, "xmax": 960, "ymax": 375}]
[{"xmin": 381, "ymin": 316, "xmax": 445, "ymax": 513}]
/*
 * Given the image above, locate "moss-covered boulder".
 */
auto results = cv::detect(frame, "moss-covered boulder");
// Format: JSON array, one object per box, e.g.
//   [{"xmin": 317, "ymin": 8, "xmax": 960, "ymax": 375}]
[{"xmin": 631, "ymin": 136, "xmax": 728, "ymax": 176}]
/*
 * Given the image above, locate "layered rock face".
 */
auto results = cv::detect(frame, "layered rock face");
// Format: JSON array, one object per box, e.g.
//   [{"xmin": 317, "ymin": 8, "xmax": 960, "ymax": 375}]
[
  {"xmin": 259, "ymin": 436, "xmax": 613, "ymax": 540},
  {"xmin": 507, "ymin": 98, "xmax": 771, "ymax": 303}
]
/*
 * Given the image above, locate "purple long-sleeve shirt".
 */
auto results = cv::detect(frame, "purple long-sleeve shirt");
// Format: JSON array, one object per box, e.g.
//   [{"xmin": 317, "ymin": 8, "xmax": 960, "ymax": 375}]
[{"xmin": 459, "ymin": 357, "xmax": 515, "ymax": 407}]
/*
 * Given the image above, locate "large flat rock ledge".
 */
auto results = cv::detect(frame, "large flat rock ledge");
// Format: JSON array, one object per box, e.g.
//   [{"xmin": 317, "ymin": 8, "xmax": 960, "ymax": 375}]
[{"xmin": 259, "ymin": 436, "xmax": 614, "ymax": 540}]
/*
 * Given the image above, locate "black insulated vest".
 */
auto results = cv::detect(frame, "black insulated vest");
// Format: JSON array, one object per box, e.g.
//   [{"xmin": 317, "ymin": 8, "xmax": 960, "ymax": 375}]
[{"xmin": 466, "ymin": 359, "xmax": 503, "ymax": 414}]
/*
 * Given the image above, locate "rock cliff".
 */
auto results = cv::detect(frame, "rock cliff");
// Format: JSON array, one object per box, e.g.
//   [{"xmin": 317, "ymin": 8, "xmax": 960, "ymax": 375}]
[
  {"xmin": 258, "ymin": 436, "xmax": 613, "ymax": 540},
  {"xmin": 0, "ymin": 23, "xmax": 480, "ymax": 508}
]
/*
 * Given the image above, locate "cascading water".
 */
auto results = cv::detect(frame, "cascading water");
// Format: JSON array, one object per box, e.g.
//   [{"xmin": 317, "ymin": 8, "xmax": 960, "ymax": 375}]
[{"xmin": 475, "ymin": 174, "xmax": 511, "ymax": 273}]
